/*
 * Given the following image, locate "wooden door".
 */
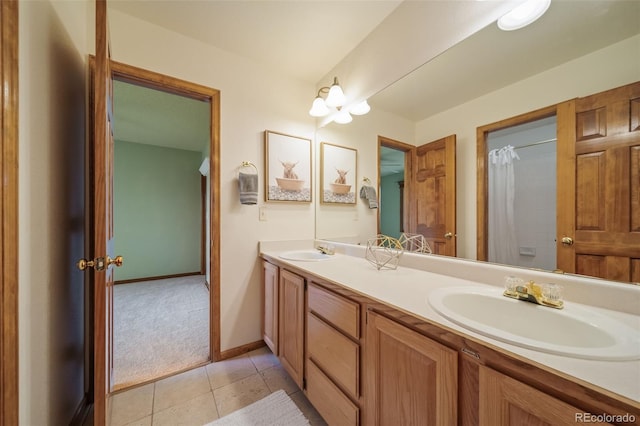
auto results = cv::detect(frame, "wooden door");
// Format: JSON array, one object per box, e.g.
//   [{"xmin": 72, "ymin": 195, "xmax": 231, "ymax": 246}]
[
  {"xmin": 557, "ymin": 82, "xmax": 640, "ymax": 283},
  {"xmin": 479, "ymin": 365, "xmax": 611, "ymax": 425},
  {"xmin": 278, "ymin": 269, "xmax": 305, "ymax": 389},
  {"xmin": 409, "ymin": 135, "xmax": 456, "ymax": 255},
  {"xmin": 0, "ymin": 1, "xmax": 19, "ymax": 424},
  {"xmin": 91, "ymin": 0, "xmax": 116, "ymax": 422},
  {"xmin": 262, "ymin": 261, "xmax": 279, "ymax": 355},
  {"xmin": 366, "ymin": 311, "xmax": 458, "ymax": 426}
]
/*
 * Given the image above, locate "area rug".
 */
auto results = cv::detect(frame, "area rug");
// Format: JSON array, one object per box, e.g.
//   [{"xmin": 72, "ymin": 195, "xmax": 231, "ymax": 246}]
[{"xmin": 206, "ymin": 390, "xmax": 310, "ymax": 426}]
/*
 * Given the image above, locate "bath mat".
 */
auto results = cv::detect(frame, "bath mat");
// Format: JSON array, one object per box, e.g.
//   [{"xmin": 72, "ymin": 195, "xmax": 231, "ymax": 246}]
[{"xmin": 205, "ymin": 390, "xmax": 310, "ymax": 426}]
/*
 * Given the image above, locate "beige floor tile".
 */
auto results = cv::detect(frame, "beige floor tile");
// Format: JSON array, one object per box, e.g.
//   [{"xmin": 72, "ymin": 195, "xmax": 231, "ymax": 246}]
[
  {"xmin": 205, "ymin": 354, "xmax": 258, "ymax": 390},
  {"xmin": 120, "ymin": 416, "xmax": 152, "ymax": 426},
  {"xmin": 212, "ymin": 373, "xmax": 271, "ymax": 417},
  {"xmin": 248, "ymin": 346, "xmax": 279, "ymax": 371},
  {"xmin": 260, "ymin": 364, "xmax": 299, "ymax": 395},
  {"xmin": 154, "ymin": 367, "xmax": 211, "ymax": 412},
  {"xmin": 289, "ymin": 391, "xmax": 327, "ymax": 426},
  {"xmin": 152, "ymin": 391, "xmax": 219, "ymax": 426},
  {"xmin": 109, "ymin": 383, "xmax": 154, "ymax": 426}
]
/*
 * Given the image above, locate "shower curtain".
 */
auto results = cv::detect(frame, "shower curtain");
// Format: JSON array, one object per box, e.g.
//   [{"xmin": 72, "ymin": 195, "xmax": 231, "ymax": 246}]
[{"xmin": 488, "ymin": 145, "xmax": 520, "ymax": 265}]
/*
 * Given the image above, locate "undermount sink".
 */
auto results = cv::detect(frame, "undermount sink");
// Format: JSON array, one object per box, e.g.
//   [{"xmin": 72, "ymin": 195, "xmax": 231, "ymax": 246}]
[
  {"xmin": 279, "ymin": 250, "xmax": 333, "ymax": 262},
  {"xmin": 427, "ymin": 286, "xmax": 640, "ymax": 361}
]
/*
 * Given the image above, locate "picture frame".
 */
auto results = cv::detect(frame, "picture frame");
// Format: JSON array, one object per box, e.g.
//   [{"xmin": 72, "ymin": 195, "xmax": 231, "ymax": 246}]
[
  {"xmin": 264, "ymin": 130, "xmax": 312, "ymax": 203},
  {"xmin": 320, "ymin": 142, "xmax": 357, "ymax": 205}
]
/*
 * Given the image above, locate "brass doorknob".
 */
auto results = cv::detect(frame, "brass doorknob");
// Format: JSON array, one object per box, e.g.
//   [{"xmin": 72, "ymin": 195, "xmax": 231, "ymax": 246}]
[
  {"xmin": 77, "ymin": 255, "xmax": 123, "ymax": 271},
  {"xmin": 107, "ymin": 255, "xmax": 124, "ymax": 267},
  {"xmin": 561, "ymin": 237, "xmax": 574, "ymax": 246},
  {"xmin": 77, "ymin": 258, "xmax": 96, "ymax": 271},
  {"xmin": 444, "ymin": 232, "xmax": 454, "ymax": 239}
]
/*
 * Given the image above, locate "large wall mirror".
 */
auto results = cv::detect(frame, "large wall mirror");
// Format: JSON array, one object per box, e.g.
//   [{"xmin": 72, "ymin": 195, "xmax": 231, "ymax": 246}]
[{"xmin": 314, "ymin": 0, "xmax": 639, "ymax": 284}]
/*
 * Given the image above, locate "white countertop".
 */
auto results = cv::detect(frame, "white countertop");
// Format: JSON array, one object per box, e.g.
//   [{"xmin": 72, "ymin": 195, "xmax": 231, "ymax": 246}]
[{"xmin": 260, "ymin": 240, "xmax": 640, "ymax": 404}]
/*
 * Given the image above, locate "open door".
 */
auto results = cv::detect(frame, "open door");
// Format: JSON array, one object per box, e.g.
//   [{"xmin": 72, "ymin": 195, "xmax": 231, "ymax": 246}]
[
  {"xmin": 557, "ymin": 82, "xmax": 640, "ymax": 282},
  {"xmin": 409, "ymin": 135, "xmax": 457, "ymax": 256},
  {"xmin": 78, "ymin": 0, "xmax": 120, "ymax": 423}
]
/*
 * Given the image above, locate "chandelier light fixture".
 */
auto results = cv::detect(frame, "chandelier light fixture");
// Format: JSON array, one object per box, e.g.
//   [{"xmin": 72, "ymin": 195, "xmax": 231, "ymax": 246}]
[{"xmin": 309, "ymin": 76, "xmax": 370, "ymax": 124}]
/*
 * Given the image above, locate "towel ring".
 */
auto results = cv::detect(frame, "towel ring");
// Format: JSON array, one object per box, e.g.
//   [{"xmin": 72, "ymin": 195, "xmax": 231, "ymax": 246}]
[
  {"xmin": 240, "ymin": 161, "xmax": 259, "ymax": 175},
  {"xmin": 362, "ymin": 177, "xmax": 372, "ymax": 184}
]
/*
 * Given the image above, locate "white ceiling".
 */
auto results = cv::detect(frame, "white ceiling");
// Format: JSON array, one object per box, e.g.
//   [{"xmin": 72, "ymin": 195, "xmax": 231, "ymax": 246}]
[
  {"xmin": 110, "ymin": 0, "xmax": 640, "ymax": 152},
  {"xmin": 108, "ymin": 0, "xmax": 402, "ymax": 84}
]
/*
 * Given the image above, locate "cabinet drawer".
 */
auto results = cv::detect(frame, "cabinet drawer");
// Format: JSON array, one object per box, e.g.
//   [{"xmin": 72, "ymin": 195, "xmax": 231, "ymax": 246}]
[
  {"xmin": 307, "ymin": 313, "xmax": 359, "ymax": 399},
  {"xmin": 308, "ymin": 282, "xmax": 360, "ymax": 339},
  {"xmin": 306, "ymin": 360, "xmax": 359, "ymax": 426}
]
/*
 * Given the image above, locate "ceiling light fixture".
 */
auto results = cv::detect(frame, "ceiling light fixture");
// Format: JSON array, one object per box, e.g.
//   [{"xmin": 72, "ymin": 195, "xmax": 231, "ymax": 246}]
[
  {"xmin": 309, "ymin": 76, "xmax": 370, "ymax": 123},
  {"xmin": 498, "ymin": 0, "xmax": 551, "ymax": 31}
]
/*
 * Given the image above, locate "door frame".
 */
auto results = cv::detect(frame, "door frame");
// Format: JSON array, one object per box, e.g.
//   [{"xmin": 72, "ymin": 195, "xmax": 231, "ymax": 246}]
[
  {"xmin": 1, "ymin": 0, "xmax": 19, "ymax": 424},
  {"xmin": 476, "ymin": 104, "xmax": 557, "ymax": 261},
  {"xmin": 108, "ymin": 60, "xmax": 222, "ymax": 362},
  {"xmin": 377, "ymin": 136, "xmax": 413, "ymax": 235}
]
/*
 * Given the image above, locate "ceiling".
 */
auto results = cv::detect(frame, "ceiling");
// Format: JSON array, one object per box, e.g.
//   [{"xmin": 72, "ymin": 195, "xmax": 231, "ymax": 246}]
[
  {"xmin": 110, "ymin": 0, "xmax": 640, "ymax": 153},
  {"xmin": 369, "ymin": 0, "xmax": 640, "ymax": 121},
  {"xmin": 108, "ymin": 0, "xmax": 402, "ymax": 84}
]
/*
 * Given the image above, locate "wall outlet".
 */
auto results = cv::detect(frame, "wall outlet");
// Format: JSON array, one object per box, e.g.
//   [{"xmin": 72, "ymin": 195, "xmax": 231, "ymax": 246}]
[{"xmin": 259, "ymin": 207, "xmax": 267, "ymax": 221}]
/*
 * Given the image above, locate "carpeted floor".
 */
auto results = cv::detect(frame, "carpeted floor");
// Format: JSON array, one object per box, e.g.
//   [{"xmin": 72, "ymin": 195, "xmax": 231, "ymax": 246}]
[{"xmin": 113, "ymin": 275, "xmax": 210, "ymax": 390}]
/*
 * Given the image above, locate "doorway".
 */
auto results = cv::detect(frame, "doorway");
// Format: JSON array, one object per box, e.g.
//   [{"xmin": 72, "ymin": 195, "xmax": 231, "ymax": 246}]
[
  {"xmin": 107, "ymin": 61, "xmax": 221, "ymax": 390},
  {"xmin": 486, "ymin": 116, "xmax": 557, "ymax": 270},
  {"xmin": 378, "ymin": 136, "xmax": 413, "ymax": 238},
  {"xmin": 111, "ymin": 78, "xmax": 210, "ymax": 389}
]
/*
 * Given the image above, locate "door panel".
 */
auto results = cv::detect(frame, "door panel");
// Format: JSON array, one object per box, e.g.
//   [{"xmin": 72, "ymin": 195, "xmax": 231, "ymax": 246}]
[
  {"xmin": 409, "ymin": 135, "xmax": 456, "ymax": 256},
  {"xmin": 92, "ymin": 0, "xmax": 114, "ymax": 422},
  {"xmin": 558, "ymin": 82, "xmax": 640, "ymax": 283}
]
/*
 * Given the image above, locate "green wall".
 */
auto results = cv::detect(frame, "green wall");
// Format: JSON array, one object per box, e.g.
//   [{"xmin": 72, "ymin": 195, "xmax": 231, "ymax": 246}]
[
  {"xmin": 379, "ymin": 173, "xmax": 403, "ymax": 239},
  {"xmin": 114, "ymin": 141, "xmax": 203, "ymax": 281}
]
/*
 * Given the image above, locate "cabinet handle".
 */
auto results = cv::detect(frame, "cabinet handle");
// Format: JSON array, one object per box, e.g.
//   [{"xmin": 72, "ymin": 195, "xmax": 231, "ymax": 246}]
[{"xmin": 461, "ymin": 347, "xmax": 480, "ymax": 359}]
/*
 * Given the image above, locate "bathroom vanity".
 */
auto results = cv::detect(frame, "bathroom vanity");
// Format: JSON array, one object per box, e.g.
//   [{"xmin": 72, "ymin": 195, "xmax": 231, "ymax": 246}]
[{"xmin": 260, "ymin": 241, "xmax": 640, "ymax": 426}]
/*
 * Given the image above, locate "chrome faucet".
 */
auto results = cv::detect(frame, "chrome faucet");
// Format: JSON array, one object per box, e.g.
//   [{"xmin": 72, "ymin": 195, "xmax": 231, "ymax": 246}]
[{"xmin": 503, "ymin": 278, "xmax": 563, "ymax": 309}]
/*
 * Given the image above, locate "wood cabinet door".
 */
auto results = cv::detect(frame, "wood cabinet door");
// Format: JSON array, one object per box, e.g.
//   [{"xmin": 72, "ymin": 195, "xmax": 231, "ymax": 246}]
[
  {"xmin": 557, "ymin": 81, "xmax": 640, "ymax": 282},
  {"xmin": 366, "ymin": 311, "xmax": 458, "ymax": 425},
  {"xmin": 262, "ymin": 261, "xmax": 279, "ymax": 355},
  {"xmin": 279, "ymin": 269, "xmax": 305, "ymax": 389},
  {"xmin": 409, "ymin": 135, "xmax": 456, "ymax": 256},
  {"xmin": 479, "ymin": 365, "xmax": 612, "ymax": 425}
]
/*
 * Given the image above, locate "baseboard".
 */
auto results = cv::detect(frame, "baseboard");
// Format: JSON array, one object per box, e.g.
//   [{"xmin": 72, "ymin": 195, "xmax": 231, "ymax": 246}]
[
  {"xmin": 115, "ymin": 271, "xmax": 202, "ymax": 285},
  {"xmin": 68, "ymin": 394, "xmax": 91, "ymax": 426},
  {"xmin": 218, "ymin": 340, "xmax": 266, "ymax": 361},
  {"xmin": 205, "ymin": 280, "xmax": 210, "ymax": 291}
]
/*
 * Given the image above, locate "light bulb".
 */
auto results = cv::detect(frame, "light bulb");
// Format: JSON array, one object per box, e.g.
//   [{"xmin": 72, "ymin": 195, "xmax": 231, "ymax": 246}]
[
  {"xmin": 309, "ymin": 97, "xmax": 330, "ymax": 117},
  {"xmin": 334, "ymin": 109, "xmax": 352, "ymax": 124},
  {"xmin": 350, "ymin": 100, "xmax": 370, "ymax": 115},
  {"xmin": 325, "ymin": 78, "xmax": 346, "ymax": 107}
]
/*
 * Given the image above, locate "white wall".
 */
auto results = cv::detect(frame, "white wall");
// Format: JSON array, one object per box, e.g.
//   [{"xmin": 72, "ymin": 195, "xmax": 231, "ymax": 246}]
[
  {"xmin": 415, "ymin": 34, "xmax": 640, "ymax": 260},
  {"xmin": 107, "ymin": 9, "xmax": 316, "ymax": 352},
  {"xmin": 19, "ymin": 0, "xmax": 91, "ymax": 424}
]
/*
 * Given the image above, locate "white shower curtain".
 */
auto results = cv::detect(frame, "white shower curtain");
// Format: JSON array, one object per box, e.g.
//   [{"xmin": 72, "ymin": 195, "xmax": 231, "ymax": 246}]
[{"xmin": 488, "ymin": 145, "xmax": 520, "ymax": 265}]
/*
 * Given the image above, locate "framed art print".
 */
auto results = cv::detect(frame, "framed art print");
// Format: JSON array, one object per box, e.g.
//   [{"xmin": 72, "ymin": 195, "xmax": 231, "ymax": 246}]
[
  {"xmin": 320, "ymin": 142, "xmax": 357, "ymax": 205},
  {"xmin": 264, "ymin": 130, "xmax": 312, "ymax": 202}
]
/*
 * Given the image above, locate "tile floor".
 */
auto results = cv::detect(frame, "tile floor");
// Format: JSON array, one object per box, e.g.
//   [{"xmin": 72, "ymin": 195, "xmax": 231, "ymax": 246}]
[{"xmin": 109, "ymin": 346, "xmax": 326, "ymax": 426}]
